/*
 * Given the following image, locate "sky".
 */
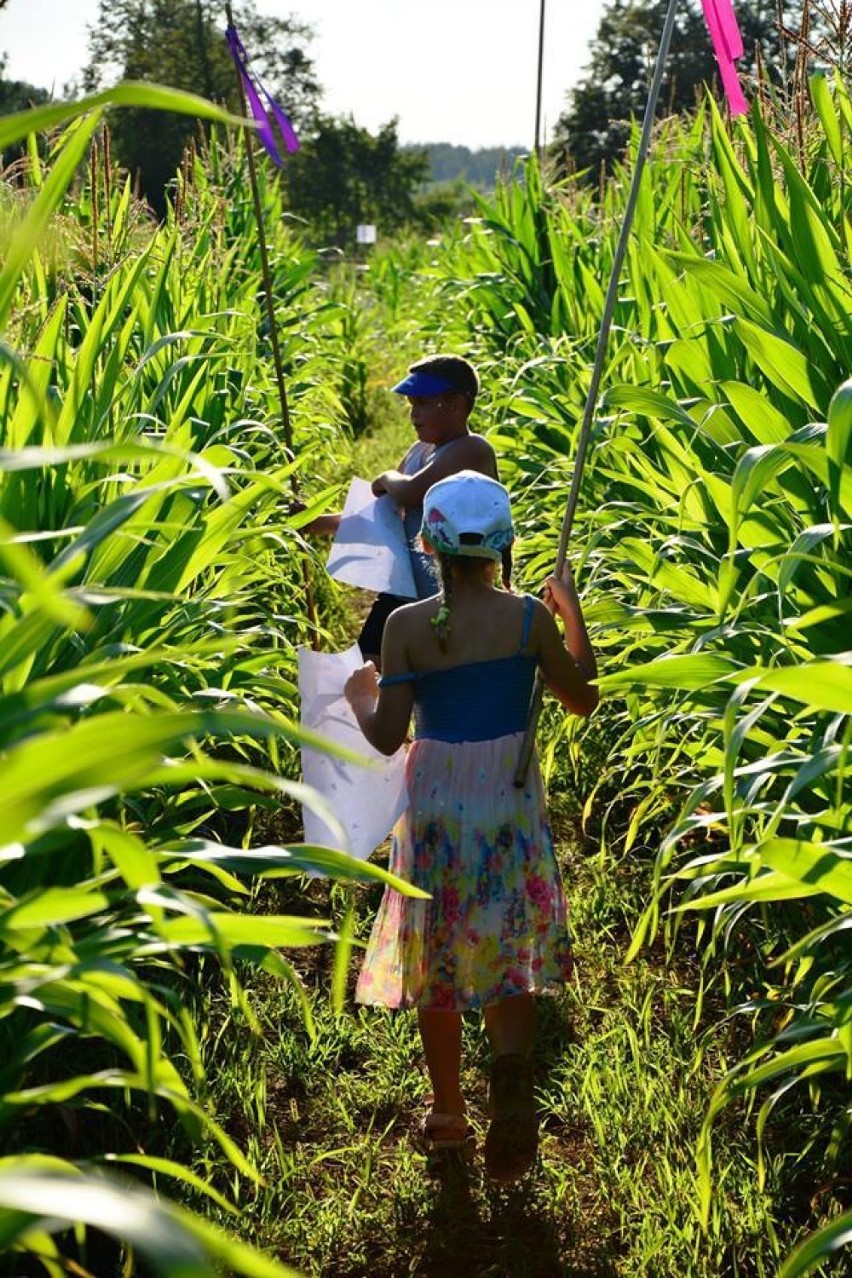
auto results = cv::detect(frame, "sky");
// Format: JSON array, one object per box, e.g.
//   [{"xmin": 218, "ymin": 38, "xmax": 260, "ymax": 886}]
[{"xmin": 0, "ymin": 0, "xmax": 608, "ymax": 150}]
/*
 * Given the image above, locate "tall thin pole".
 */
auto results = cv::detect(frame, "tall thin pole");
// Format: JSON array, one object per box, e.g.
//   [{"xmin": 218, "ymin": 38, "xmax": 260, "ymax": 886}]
[
  {"xmin": 224, "ymin": 3, "xmax": 317, "ymax": 637},
  {"xmin": 534, "ymin": 0, "xmax": 546, "ymax": 157},
  {"xmin": 514, "ymin": 0, "xmax": 681, "ymax": 786},
  {"xmin": 225, "ymin": 2, "xmax": 294, "ymax": 455}
]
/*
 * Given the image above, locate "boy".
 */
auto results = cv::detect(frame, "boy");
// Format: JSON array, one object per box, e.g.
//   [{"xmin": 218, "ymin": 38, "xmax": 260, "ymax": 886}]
[{"xmin": 307, "ymin": 353, "xmax": 506, "ymax": 662}]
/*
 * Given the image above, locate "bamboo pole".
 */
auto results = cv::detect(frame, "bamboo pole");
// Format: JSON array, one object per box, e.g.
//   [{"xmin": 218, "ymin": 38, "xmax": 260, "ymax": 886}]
[
  {"xmin": 513, "ymin": 0, "xmax": 681, "ymax": 787},
  {"xmin": 224, "ymin": 2, "xmax": 317, "ymax": 639},
  {"xmin": 534, "ymin": 0, "xmax": 546, "ymax": 158}
]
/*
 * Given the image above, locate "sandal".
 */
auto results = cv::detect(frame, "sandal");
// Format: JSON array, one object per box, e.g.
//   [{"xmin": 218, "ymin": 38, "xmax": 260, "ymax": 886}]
[
  {"xmin": 417, "ymin": 1111, "xmax": 471, "ymax": 1152},
  {"xmin": 484, "ymin": 1052, "xmax": 538, "ymax": 1183}
]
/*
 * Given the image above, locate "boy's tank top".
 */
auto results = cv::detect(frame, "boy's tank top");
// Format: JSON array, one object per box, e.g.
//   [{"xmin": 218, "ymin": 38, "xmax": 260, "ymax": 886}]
[{"xmin": 399, "ymin": 440, "xmax": 451, "ymax": 599}]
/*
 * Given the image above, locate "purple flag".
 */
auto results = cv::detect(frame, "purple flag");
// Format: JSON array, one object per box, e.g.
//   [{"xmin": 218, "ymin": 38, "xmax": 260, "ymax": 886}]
[
  {"xmin": 701, "ymin": 0, "xmax": 749, "ymax": 115},
  {"xmin": 225, "ymin": 23, "xmax": 300, "ymax": 165}
]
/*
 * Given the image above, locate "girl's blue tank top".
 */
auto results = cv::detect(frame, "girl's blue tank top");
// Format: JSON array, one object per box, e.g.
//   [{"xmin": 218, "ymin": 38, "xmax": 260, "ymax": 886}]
[{"xmin": 379, "ymin": 595, "xmax": 537, "ymax": 743}]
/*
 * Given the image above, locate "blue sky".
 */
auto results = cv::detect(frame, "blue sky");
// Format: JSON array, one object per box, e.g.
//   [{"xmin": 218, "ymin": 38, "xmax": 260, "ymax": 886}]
[{"xmin": 1, "ymin": 0, "xmax": 608, "ymax": 149}]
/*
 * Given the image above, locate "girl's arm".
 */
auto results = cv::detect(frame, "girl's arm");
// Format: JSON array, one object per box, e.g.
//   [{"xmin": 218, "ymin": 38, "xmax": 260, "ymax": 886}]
[
  {"xmin": 344, "ymin": 613, "xmax": 414, "ymax": 755},
  {"xmin": 534, "ymin": 566, "xmax": 599, "ymax": 716}
]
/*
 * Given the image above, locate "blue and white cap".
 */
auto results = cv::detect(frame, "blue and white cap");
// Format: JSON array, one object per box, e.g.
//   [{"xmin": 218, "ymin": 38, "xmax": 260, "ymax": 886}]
[{"xmin": 421, "ymin": 471, "xmax": 514, "ymax": 561}]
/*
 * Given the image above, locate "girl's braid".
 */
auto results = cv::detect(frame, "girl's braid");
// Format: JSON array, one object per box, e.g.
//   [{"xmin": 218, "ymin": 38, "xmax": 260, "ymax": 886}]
[{"xmin": 431, "ymin": 553, "xmax": 454, "ymax": 650}]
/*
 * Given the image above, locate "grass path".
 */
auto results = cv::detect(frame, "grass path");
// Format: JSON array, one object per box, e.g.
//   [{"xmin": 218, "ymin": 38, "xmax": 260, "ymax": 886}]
[{"xmin": 193, "ymin": 804, "xmax": 788, "ymax": 1277}]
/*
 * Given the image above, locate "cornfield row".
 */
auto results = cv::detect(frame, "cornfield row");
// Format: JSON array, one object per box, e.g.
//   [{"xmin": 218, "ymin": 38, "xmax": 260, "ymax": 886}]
[{"xmin": 0, "ymin": 68, "xmax": 849, "ymax": 1277}]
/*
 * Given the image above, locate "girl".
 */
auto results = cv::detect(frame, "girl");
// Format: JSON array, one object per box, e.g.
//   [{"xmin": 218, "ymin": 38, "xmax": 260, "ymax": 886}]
[{"xmin": 344, "ymin": 471, "xmax": 598, "ymax": 1183}]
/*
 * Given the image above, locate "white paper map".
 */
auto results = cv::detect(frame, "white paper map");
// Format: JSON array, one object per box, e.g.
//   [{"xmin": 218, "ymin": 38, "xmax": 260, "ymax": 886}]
[
  {"xmin": 325, "ymin": 478, "xmax": 416, "ymax": 597},
  {"xmin": 298, "ymin": 643, "xmax": 408, "ymax": 862}
]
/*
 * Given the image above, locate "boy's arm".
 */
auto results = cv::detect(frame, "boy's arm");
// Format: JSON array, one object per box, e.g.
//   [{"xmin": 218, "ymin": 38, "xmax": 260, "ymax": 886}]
[
  {"xmin": 301, "ymin": 512, "xmax": 342, "ymax": 536},
  {"xmin": 372, "ymin": 434, "xmax": 497, "ymax": 504},
  {"xmin": 288, "ymin": 498, "xmax": 342, "ymax": 537}
]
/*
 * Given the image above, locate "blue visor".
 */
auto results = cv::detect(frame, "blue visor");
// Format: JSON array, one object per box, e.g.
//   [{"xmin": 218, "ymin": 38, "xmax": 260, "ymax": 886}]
[{"xmin": 391, "ymin": 370, "xmax": 456, "ymax": 397}]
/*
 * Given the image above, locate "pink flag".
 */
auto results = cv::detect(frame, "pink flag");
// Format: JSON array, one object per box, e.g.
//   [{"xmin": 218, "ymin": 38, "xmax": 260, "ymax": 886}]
[{"xmin": 701, "ymin": 0, "xmax": 749, "ymax": 115}]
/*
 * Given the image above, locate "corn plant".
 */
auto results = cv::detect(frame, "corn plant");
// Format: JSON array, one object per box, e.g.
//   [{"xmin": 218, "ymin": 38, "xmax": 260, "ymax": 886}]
[{"xmin": 0, "ymin": 85, "xmax": 425, "ymax": 1274}]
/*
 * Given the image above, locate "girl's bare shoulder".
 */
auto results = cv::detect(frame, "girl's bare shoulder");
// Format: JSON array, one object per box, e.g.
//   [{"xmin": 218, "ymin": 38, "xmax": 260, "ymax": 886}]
[{"xmin": 384, "ymin": 596, "xmax": 439, "ymax": 639}]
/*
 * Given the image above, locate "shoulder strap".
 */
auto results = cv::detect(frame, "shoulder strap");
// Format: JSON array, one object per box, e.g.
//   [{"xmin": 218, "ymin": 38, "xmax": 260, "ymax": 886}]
[
  {"xmin": 378, "ymin": 671, "xmax": 418, "ymax": 687},
  {"xmin": 401, "ymin": 441, "xmax": 433, "ymax": 475}
]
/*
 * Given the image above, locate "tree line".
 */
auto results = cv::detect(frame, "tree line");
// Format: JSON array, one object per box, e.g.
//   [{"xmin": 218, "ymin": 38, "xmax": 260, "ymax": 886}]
[{"xmin": 0, "ymin": 1, "xmax": 824, "ymax": 239}]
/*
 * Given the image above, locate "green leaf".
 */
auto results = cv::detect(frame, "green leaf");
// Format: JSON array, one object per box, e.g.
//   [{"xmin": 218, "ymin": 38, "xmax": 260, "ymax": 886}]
[
  {"xmin": 0, "ymin": 1172, "xmax": 303, "ymax": 1277},
  {"xmin": 167, "ymin": 840, "xmax": 430, "ymax": 898},
  {"xmin": 598, "ymin": 654, "xmax": 737, "ymax": 692},
  {"xmin": 0, "ymin": 82, "xmax": 247, "ymax": 151},
  {"xmin": 827, "ymin": 379, "xmax": 852, "ymax": 518},
  {"xmin": 777, "ymin": 1209, "xmax": 852, "ymax": 1278},
  {"xmin": 722, "ymin": 380, "xmax": 791, "ymax": 445},
  {"xmin": 732, "ymin": 319, "xmax": 818, "ymax": 408},
  {"xmin": 739, "ymin": 1037, "xmax": 847, "ymax": 1090},
  {"xmin": 758, "ymin": 837, "xmax": 852, "ymax": 905},
  {"xmin": 0, "ymin": 707, "xmax": 328, "ymax": 846},
  {"xmin": 151, "ymin": 910, "xmax": 329, "ymax": 949},
  {"xmin": 102, "ymin": 1154, "xmax": 237, "ymax": 1216},
  {"xmin": 731, "ymin": 660, "xmax": 852, "ymax": 715},
  {"xmin": 673, "ymin": 870, "xmax": 824, "ymax": 909},
  {"xmin": 0, "ymin": 887, "xmax": 111, "ymax": 932},
  {"xmin": 0, "ymin": 115, "xmax": 102, "ymax": 331},
  {"xmin": 810, "ymin": 74, "xmax": 845, "ymax": 167}
]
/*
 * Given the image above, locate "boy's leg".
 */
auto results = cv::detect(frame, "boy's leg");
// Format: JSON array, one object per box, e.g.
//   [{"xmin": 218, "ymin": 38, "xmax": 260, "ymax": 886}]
[
  {"xmin": 417, "ymin": 1008, "xmax": 465, "ymax": 1118},
  {"xmin": 357, "ymin": 593, "xmax": 408, "ymax": 669}
]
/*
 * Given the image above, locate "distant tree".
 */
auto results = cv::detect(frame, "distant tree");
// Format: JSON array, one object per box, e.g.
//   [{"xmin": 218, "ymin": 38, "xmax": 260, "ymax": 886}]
[
  {"xmin": 0, "ymin": 54, "xmax": 50, "ymax": 169},
  {"xmin": 83, "ymin": 0, "xmax": 319, "ymax": 214},
  {"xmin": 285, "ymin": 116, "xmax": 428, "ymax": 246},
  {"xmin": 0, "ymin": 55, "xmax": 50, "ymax": 116},
  {"xmin": 411, "ymin": 181, "xmax": 480, "ymax": 231},
  {"xmin": 416, "ymin": 143, "xmax": 528, "ymax": 190},
  {"xmin": 552, "ymin": 0, "xmax": 790, "ymax": 176}
]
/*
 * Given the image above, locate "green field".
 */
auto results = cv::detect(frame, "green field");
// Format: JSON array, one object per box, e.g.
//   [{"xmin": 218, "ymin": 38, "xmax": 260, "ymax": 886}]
[{"xmin": 0, "ymin": 74, "xmax": 849, "ymax": 1276}]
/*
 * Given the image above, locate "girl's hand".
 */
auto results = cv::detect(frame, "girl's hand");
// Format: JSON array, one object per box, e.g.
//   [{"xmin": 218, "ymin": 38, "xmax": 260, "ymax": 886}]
[
  {"xmin": 543, "ymin": 563, "xmax": 579, "ymax": 614},
  {"xmin": 345, "ymin": 662, "xmax": 379, "ymax": 711}
]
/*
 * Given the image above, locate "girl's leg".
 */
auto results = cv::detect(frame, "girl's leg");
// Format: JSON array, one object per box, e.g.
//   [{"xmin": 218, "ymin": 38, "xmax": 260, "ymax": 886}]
[
  {"xmin": 483, "ymin": 992, "xmax": 536, "ymax": 1057},
  {"xmin": 417, "ymin": 1008, "xmax": 465, "ymax": 1117},
  {"xmin": 482, "ymin": 994, "xmax": 538, "ymax": 1182}
]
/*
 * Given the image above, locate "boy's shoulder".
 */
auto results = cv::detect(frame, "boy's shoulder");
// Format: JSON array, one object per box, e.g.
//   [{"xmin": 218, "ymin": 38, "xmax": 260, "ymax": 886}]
[{"xmin": 437, "ymin": 431, "xmax": 498, "ymax": 476}]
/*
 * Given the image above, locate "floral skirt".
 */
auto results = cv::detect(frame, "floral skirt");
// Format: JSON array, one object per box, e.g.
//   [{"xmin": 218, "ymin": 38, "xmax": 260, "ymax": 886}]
[{"xmin": 355, "ymin": 731, "xmax": 573, "ymax": 1011}]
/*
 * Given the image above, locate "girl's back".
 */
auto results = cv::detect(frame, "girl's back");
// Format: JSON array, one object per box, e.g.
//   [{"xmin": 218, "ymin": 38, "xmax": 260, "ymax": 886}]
[
  {"xmin": 390, "ymin": 583, "xmax": 538, "ymax": 677},
  {"xmin": 386, "ymin": 586, "xmax": 538, "ymax": 746}
]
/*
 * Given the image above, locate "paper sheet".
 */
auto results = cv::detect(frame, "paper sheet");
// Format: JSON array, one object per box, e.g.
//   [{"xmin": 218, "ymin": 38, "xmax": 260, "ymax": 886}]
[
  {"xmin": 298, "ymin": 644, "xmax": 408, "ymax": 862},
  {"xmin": 325, "ymin": 478, "xmax": 416, "ymax": 597}
]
